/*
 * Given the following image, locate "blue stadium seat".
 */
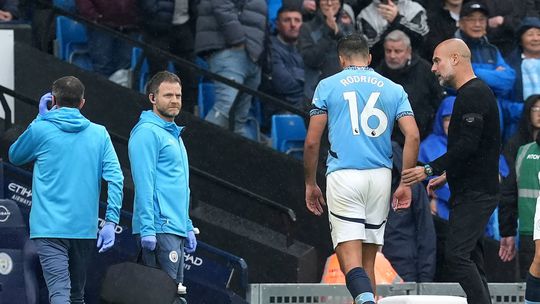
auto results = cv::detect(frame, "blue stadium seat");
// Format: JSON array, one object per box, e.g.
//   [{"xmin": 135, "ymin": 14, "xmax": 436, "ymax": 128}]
[
  {"xmin": 55, "ymin": 16, "xmax": 89, "ymax": 62},
  {"xmin": 197, "ymin": 82, "xmax": 215, "ymax": 118},
  {"xmin": 130, "ymin": 47, "xmax": 149, "ymax": 93},
  {"xmin": 271, "ymin": 114, "xmax": 306, "ymax": 159}
]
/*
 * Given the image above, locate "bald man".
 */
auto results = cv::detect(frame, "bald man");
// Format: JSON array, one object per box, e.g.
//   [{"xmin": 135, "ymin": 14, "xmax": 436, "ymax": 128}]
[{"xmin": 402, "ymin": 39, "xmax": 501, "ymax": 304}]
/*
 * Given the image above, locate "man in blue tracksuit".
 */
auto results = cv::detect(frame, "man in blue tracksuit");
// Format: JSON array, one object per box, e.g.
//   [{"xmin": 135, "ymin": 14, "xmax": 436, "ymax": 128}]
[
  {"xmin": 129, "ymin": 71, "xmax": 197, "ymax": 300},
  {"xmin": 8, "ymin": 76, "xmax": 124, "ymax": 304}
]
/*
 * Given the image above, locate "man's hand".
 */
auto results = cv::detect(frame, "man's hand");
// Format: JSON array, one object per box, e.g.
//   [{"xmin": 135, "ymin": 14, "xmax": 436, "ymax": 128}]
[
  {"xmin": 499, "ymin": 236, "xmax": 516, "ymax": 262},
  {"xmin": 184, "ymin": 230, "xmax": 197, "ymax": 254},
  {"xmin": 0, "ymin": 10, "xmax": 13, "ymax": 22},
  {"xmin": 401, "ymin": 166, "xmax": 427, "ymax": 186},
  {"xmin": 377, "ymin": 1, "xmax": 399, "ymax": 23},
  {"xmin": 303, "ymin": 0, "xmax": 316, "ymax": 12},
  {"xmin": 426, "ymin": 173, "xmax": 447, "ymax": 196},
  {"xmin": 141, "ymin": 235, "xmax": 157, "ymax": 251},
  {"xmin": 392, "ymin": 184, "xmax": 412, "ymax": 211},
  {"xmin": 97, "ymin": 222, "xmax": 116, "ymax": 253},
  {"xmin": 38, "ymin": 92, "xmax": 55, "ymax": 116},
  {"xmin": 488, "ymin": 16, "xmax": 504, "ymax": 28},
  {"xmin": 305, "ymin": 183, "xmax": 325, "ymax": 216}
]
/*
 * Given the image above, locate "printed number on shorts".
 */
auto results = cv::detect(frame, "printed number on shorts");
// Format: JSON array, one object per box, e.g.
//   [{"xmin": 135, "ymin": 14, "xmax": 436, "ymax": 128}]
[{"xmin": 343, "ymin": 91, "xmax": 388, "ymax": 137}]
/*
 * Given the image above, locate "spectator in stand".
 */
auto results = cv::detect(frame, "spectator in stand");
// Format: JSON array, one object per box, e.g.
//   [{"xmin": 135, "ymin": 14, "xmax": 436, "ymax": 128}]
[
  {"xmin": 298, "ymin": 0, "xmax": 355, "ymax": 100},
  {"xmin": 455, "ymin": 1, "xmax": 515, "ymax": 139},
  {"xmin": 139, "ymin": 0, "xmax": 198, "ymax": 113},
  {"xmin": 507, "ymin": 18, "xmax": 540, "ymax": 105},
  {"xmin": 268, "ymin": 6, "xmax": 305, "ymax": 110},
  {"xmin": 341, "ymin": 3, "xmax": 356, "ymax": 25},
  {"xmin": 424, "ymin": 0, "xmax": 462, "ymax": 61},
  {"xmin": 356, "ymin": 0, "xmax": 428, "ymax": 67},
  {"xmin": 261, "ymin": 5, "xmax": 305, "ymax": 130},
  {"xmin": 76, "ymin": 0, "xmax": 138, "ymax": 79},
  {"xmin": 195, "ymin": 0, "xmax": 267, "ymax": 139},
  {"xmin": 268, "ymin": 0, "xmax": 318, "ymax": 30},
  {"xmin": 0, "ymin": 0, "xmax": 18, "ymax": 21},
  {"xmin": 499, "ymin": 94, "xmax": 540, "ymax": 278},
  {"xmin": 504, "ymin": 18, "xmax": 540, "ymax": 138},
  {"xmin": 376, "ymin": 29, "xmax": 443, "ymax": 145},
  {"xmin": 382, "ymin": 141, "xmax": 436, "ymax": 283}
]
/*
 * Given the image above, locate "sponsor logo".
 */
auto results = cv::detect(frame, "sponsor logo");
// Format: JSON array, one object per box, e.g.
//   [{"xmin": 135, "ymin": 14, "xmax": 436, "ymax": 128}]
[
  {"xmin": 527, "ymin": 154, "xmax": 540, "ymax": 160},
  {"xmin": 8, "ymin": 182, "xmax": 32, "ymax": 207},
  {"xmin": 8, "ymin": 182, "xmax": 32, "ymax": 197},
  {"xmin": 0, "ymin": 206, "xmax": 10, "ymax": 222},
  {"xmin": 183, "ymin": 254, "xmax": 203, "ymax": 271},
  {"xmin": 0, "ymin": 252, "xmax": 13, "ymax": 275},
  {"xmin": 169, "ymin": 250, "xmax": 179, "ymax": 263}
]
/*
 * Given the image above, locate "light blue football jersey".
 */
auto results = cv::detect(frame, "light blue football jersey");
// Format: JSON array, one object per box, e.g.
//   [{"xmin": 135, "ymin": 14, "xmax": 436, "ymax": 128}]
[{"xmin": 310, "ymin": 66, "xmax": 413, "ymax": 174}]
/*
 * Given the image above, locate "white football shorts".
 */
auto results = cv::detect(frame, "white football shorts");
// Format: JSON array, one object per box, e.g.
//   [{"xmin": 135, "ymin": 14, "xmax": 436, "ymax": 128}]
[{"xmin": 326, "ymin": 168, "xmax": 391, "ymax": 248}]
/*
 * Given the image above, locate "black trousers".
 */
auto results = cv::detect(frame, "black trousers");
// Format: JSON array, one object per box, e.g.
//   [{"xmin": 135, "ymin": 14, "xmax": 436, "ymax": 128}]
[{"xmin": 445, "ymin": 191, "xmax": 498, "ymax": 304}]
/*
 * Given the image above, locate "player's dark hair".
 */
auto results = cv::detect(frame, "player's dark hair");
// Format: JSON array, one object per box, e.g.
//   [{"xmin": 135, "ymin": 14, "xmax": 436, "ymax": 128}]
[
  {"xmin": 52, "ymin": 76, "xmax": 85, "ymax": 108},
  {"xmin": 337, "ymin": 33, "xmax": 370, "ymax": 59},
  {"xmin": 146, "ymin": 71, "xmax": 182, "ymax": 96}
]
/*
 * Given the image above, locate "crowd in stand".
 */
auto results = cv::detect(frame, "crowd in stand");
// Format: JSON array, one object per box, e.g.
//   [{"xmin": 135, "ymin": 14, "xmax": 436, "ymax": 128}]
[{"xmin": 3, "ymin": 0, "xmax": 540, "ymax": 283}]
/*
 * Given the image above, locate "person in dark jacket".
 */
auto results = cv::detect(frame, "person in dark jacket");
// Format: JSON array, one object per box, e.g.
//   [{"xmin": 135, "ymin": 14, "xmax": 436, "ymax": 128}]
[
  {"xmin": 376, "ymin": 29, "xmax": 443, "ymax": 145},
  {"xmin": 0, "ymin": 0, "xmax": 18, "ymax": 21},
  {"xmin": 139, "ymin": 0, "xmax": 198, "ymax": 113},
  {"xmin": 76, "ymin": 0, "xmax": 139, "ymax": 78},
  {"xmin": 423, "ymin": 0, "xmax": 462, "ymax": 61},
  {"xmin": 269, "ymin": 6, "xmax": 305, "ymax": 109},
  {"xmin": 382, "ymin": 141, "xmax": 436, "ymax": 283},
  {"xmin": 195, "ymin": 0, "xmax": 267, "ymax": 139}
]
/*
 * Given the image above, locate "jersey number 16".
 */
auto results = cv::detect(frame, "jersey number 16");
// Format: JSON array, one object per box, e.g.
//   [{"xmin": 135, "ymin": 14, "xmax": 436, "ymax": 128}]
[{"xmin": 343, "ymin": 91, "xmax": 388, "ymax": 138}]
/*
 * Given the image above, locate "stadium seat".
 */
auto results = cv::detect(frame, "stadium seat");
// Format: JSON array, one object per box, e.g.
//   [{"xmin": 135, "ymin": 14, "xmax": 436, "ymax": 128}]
[
  {"xmin": 271, "ymin": 114, "xmax": 306, "ymax": 159},
  {"xmin": 197, "ymin": 81, "xmax": 215, "ymax": 118},
  {"xmin": 55, "ymin": 16, "xmax": 89, "ymax": 62},
  {"xmin": 130, "ymin": 47, "xmax": 149, "ymax": 93}
]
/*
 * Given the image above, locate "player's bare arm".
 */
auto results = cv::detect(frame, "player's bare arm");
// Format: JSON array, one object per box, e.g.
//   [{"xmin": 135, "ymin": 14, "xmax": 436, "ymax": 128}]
[
  {"xmin": 304, "ymin": 113, "xmax": 327, "ymax": 216},
  {"xmin": 393, "ymin": 115, "xmax": 419, "ymax": 209}
]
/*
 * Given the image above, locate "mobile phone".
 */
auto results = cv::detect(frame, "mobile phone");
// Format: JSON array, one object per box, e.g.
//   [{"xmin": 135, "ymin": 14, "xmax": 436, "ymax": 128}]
[{"xmin": 381, "ymin": 0, "xmax": 388, "ymax": 4}]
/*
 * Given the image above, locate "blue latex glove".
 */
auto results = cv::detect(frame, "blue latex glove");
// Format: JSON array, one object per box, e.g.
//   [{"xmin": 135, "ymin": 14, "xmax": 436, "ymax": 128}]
[
  {"xmin": 184, "ymin": 230, "xmax": 197, "ymax": 254},
  {"xmin": 141, "ymin": 235, "xmax": 157, "ymax": 251},
  {"xmin": 97, "ymin": 222, "xmax": 116, "ymax": 253},
  {"xmin": 38, "ymin": 92, "xmax": 54, "ymax": 116}
]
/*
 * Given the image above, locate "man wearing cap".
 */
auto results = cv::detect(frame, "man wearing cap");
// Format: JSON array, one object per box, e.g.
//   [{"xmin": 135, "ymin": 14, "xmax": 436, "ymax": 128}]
[{"xmin": 456, "ymin": 1, "xmax": 515, "ymax": 139}]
